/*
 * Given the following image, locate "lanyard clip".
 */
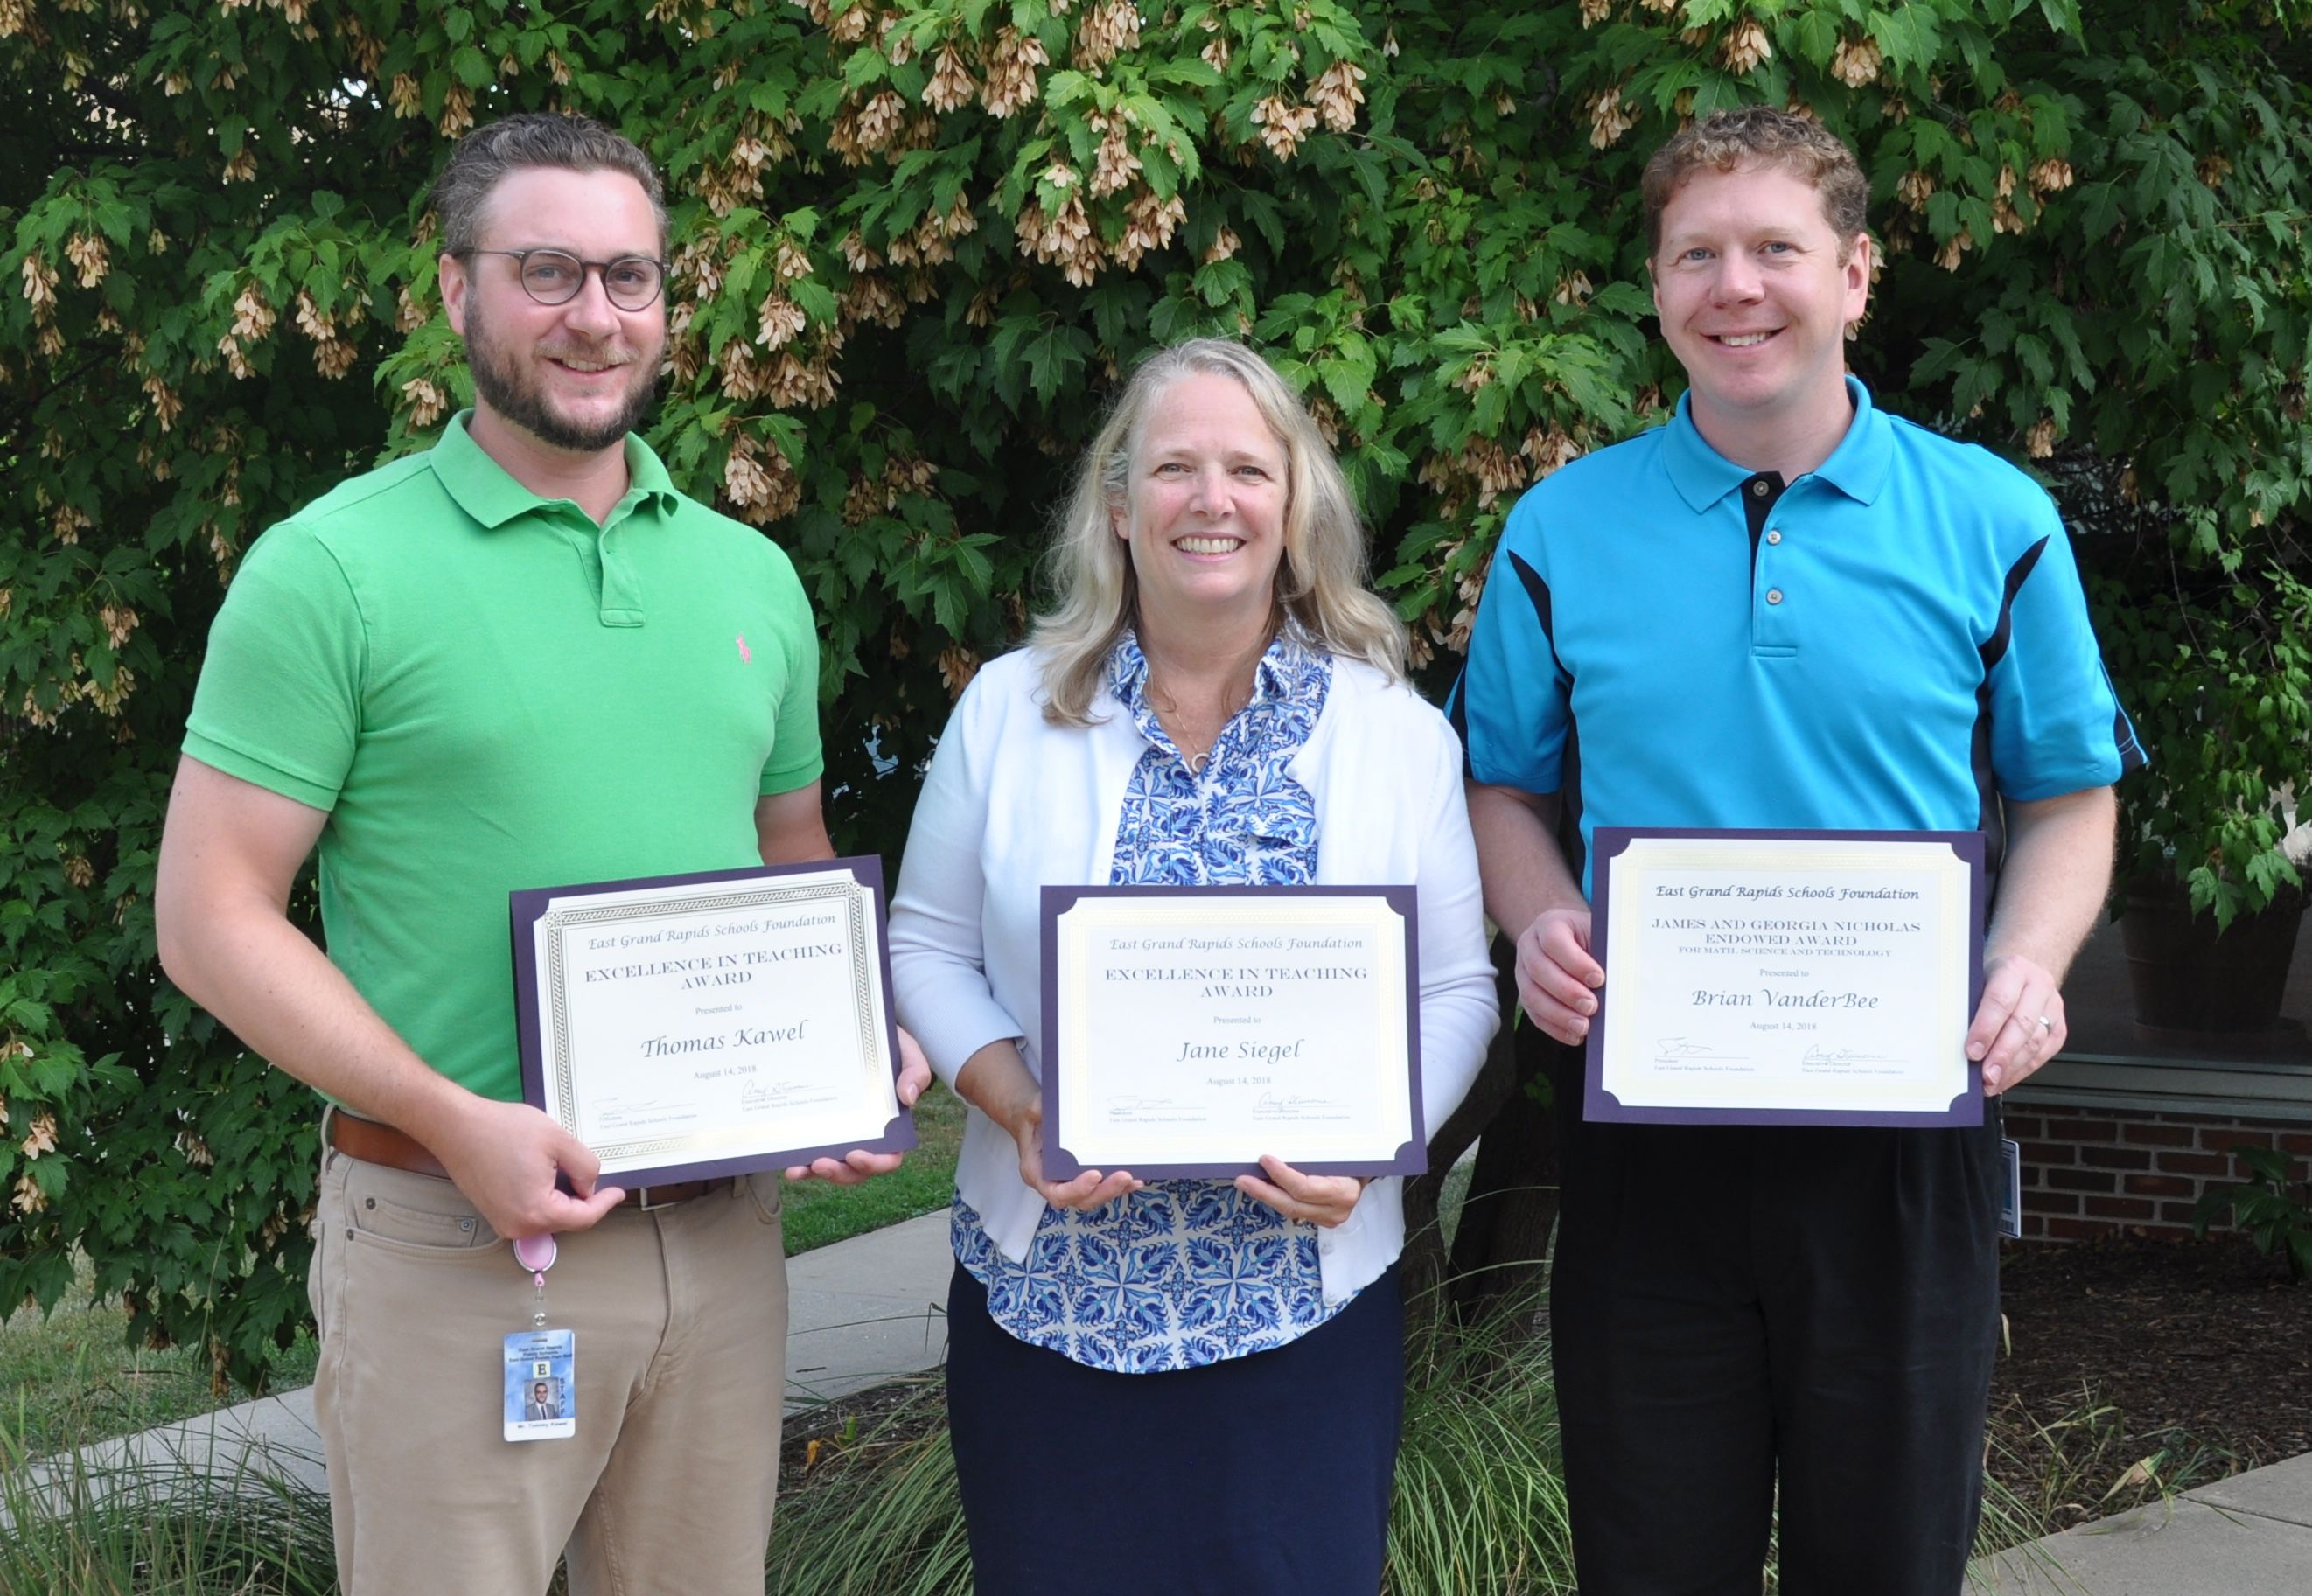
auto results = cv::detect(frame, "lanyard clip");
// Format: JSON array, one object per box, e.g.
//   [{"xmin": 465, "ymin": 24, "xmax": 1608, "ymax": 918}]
[{"xmin": 513, "ymin": 1233, "xmax": 558, "ymax": 1329}]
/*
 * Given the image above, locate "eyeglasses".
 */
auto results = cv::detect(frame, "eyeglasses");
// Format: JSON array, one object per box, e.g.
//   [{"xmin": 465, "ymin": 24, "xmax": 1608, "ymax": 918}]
[{"xmin": 457, "ymin": 247, "xmax": 668, "ymax": 311}]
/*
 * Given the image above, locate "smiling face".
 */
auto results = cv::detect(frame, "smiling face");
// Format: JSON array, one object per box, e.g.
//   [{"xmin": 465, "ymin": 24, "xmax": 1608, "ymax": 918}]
[
  {"xmin": 440, "ymin": 165, "xmax": 666, "ymax": 457},
  {"xmin": 1651, "ymin": 161, "xmax": 1871, "ymax": 464},
  {"xmin": 1111, "ymin": 370, "xmax": 1291, "ymax": 645}
]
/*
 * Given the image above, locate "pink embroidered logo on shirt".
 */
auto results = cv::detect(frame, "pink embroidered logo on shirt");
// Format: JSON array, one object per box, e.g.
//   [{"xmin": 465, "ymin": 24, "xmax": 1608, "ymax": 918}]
[{"xmin": 736, "ymin": 633, "xmax": 752, "ymax": 663}]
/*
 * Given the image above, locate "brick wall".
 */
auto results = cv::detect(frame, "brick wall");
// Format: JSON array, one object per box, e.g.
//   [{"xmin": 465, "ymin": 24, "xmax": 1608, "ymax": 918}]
[{"xmin": 2008, "ymin": 1104, "xmax": 2312, "ymax": 1243}]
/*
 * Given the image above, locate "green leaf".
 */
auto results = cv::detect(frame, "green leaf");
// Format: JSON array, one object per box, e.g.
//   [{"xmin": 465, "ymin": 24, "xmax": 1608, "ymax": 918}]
[
  {"xmin": 451, "ymin": 46, "xmax": 492, "ymax": 91},
  {"xmin": 1021, "ymin": 324, "xmax": 1089, "ymax": 408}
]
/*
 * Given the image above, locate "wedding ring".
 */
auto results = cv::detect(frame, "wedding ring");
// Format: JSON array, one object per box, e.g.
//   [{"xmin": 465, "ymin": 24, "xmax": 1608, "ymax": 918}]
[{"xmin": 2035, "ymin": 1014, "xmax": 2053, "ymax": 1032}]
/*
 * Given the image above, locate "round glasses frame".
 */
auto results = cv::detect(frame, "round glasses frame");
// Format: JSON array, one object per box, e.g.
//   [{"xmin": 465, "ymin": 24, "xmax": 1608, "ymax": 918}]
[{"xmin": 455, "ymin": 247, "xmax": 668, "ymax": 312}]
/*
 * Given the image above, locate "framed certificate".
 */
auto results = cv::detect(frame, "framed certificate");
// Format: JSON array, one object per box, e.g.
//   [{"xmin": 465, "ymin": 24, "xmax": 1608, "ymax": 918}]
[
  {"xmin": 1039, "ymin": 885, "xmax": 1425, "ymax": 1180},
  {"xmin": 1585, "ymin": 828, "xmax": 1986, "ymax": 1127},
  {"xmin": 511, "ymin": 857, "xmax": 914, "ymax": 1187}
]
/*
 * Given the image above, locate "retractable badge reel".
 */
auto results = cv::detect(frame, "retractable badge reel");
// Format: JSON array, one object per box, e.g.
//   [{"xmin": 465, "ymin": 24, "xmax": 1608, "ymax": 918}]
[{"xmin": 504, "ymin": 1233, "xmax": 576, "ymax": 1442}]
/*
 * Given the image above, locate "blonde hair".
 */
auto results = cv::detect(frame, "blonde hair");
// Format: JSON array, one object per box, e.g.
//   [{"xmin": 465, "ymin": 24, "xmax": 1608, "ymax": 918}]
[{"xmin": 1030, "ymin": 338, "xmax": 1407, "ymax": 725}]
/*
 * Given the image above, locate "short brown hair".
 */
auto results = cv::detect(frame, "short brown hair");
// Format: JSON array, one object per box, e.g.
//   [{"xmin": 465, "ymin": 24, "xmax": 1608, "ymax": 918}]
[
  {"xmin": 1640, "ymin": 107, "xmax": 1869, "ymax": 260},
  {"xmin": 430, "ymin": 112, "xmax": 667, "ymax": 256}
]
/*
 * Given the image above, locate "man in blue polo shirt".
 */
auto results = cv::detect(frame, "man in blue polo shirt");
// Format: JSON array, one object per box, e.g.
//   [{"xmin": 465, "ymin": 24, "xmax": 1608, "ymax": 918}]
[{"xmin": 1457, "ymin": 108, "xmax": 2141, "ymax": 1594}]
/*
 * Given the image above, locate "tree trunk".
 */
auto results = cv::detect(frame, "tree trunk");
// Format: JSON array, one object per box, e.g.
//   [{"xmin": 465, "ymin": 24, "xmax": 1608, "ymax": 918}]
[
  {"xmin": 1399, "ymin": 930, "xmax": 1576, "ymax": 1366},
  {"xmin": 1398, "ymin": 941, "xmax": 1522, "ymax": 1321},
  {"xmin": 1444, "ymin": 1012, "xmax": 1564, "ymax": 1336}
]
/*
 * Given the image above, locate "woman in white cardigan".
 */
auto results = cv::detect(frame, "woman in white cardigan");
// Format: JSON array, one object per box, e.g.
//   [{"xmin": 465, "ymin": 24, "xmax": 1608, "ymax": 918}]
[{"xmin": 888, "ymin": 338, "xmax": 1498, "ymax": 1593}]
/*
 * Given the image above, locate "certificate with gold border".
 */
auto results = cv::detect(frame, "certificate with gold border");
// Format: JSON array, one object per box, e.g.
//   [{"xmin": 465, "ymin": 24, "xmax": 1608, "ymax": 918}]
[
  {"xmin": 1585, "ymin": 828, "xmax": 1986, "ymax": 1127},
  {"xmin": 1039, "ymin": 885, "xmax": 1425, "ymax": 1180},
  {"xmin": 511, "ymin": 858, "xmax": 914, "ymax": 1187}
]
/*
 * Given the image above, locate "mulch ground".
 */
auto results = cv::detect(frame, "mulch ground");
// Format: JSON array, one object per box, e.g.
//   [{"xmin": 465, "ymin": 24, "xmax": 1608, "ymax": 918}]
[
  {"xmin": 779, "ymin": 1372, "xmax": 944, "ymax": 1487},
  {"xmin": 1989, "ymin": 1234, "xmax": 2312, "ymax": 1530}
]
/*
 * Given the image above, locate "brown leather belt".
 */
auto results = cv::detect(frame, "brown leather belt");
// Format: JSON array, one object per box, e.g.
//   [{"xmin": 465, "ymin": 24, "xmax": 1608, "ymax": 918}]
[{"xmin": 326, "ymin": 1113, "xmax": 727, "ymax": 1210}]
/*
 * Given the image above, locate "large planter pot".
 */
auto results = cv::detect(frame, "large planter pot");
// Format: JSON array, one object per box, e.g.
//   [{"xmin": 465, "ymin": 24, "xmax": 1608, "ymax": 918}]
[{"xmin": 2120, "ymin": 875, "xmax": 2308, "ymax": 1052}]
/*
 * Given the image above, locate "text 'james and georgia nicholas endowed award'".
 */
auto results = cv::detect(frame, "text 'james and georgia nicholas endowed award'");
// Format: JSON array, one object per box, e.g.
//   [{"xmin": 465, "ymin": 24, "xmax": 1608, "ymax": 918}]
[{"xmin": 1585, "ymin": 829, "xmax": 1986, "ymax": 1128}]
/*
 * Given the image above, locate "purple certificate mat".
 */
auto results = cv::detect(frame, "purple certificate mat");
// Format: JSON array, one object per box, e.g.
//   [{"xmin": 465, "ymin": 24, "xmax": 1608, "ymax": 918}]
[
  {"xmin": 511, "ymin": 855, "xmax": 914, "ymax": 1188},
  {"xmin": 1583, "ymin": 827, "xmax": 1987, "ymax": 1128},
  {"xmin": 1039, "ymin": 883, "xmax": 1427, "ymax": 1181}
]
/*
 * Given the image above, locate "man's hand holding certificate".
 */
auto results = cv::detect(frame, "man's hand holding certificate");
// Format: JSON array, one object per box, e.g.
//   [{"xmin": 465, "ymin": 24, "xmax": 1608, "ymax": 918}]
[
  {"xmin": 1584, "ymin": 829, "xmax": 1987, "ymax": 1127},
  {"xmin": 1040, "ymin": 886, "xmax": 1426, "ymax": 1179}
]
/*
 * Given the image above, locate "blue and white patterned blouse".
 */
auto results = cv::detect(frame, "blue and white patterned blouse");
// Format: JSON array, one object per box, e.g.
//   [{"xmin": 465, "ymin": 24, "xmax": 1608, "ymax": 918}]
[{"xmin": 953, "ymin": 627, "xmax": 1354, "ymax": 1373}]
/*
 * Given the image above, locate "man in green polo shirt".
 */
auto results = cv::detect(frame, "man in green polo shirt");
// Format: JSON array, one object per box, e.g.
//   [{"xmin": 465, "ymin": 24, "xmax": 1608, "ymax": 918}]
[{"xmin": 155, "ymin": 114, "xmax": 925, "ymax": 1596}]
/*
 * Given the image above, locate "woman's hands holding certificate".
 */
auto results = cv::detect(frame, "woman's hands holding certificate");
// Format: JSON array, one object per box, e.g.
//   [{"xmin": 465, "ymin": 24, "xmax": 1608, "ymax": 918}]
[
  {"xmin": 953, "ymin": 1039, "xmax": 1369, "ymax": 1222},
  {"xmin": 1236, "ymin": 1157, "xmax": 1367, "ymax": 1229},
  {"xmin": 958, "ymin": 1039, "xmax": 1144, "ymax": 1210}
]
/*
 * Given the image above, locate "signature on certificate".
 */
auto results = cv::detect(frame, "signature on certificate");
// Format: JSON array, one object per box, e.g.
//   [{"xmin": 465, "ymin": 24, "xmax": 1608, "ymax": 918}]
[
  {"xmin": 1652, "ymin": 1036, "xmax": 1750, "ymax": 1061},
  {"xmin": 1254, "ymin": 1092, "xmax": 1340, "ymax": 1113},
  {"xmin": 1106, "ymin": 1095, "xmax": 1177, "ymax": 1116},
  {"xmin": 1799, "ymin": 1045, "xmax": 1903, "ymax": 1066},
  {"xmin": 592, "ymin": 1097, "xmax": 695, "ymax": 1133}
]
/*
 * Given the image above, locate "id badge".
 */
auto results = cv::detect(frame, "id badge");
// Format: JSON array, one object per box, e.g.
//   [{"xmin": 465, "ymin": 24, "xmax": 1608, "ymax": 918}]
[
  {"xmin": 505, "ymin": 1327, "xmax": 576, "ymax": 1442},
  {"xmin": 1997, "ymin": 1137, "xmax": 2023, "ymax": 1240}
]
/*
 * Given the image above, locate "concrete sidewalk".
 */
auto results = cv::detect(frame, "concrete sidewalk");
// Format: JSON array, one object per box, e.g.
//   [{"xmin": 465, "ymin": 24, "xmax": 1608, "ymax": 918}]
[
  {"xmin": 26, "ymin": 1209, "xmax": 954, "ymax": 1506},
  {"xmin": 1972, "ymin": 1453, "xmax": 2312, "ymax": 1593}
]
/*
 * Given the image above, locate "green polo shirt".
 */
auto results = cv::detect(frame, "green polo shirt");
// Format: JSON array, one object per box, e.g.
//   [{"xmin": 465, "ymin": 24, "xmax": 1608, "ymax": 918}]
[{"xmin": 185, "ymin": 414, "xmax": 824, "ymax": 1102}]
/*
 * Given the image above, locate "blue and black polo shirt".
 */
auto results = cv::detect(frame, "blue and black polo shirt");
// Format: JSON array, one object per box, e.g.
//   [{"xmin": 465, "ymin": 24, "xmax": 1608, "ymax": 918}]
[{"xmin": 1450, "ymin": 377, "xmax": 2144, "ymax": 894}]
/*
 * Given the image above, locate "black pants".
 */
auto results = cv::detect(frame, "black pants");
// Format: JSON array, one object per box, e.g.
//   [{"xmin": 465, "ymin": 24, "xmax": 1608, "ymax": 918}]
[
  {"xmin": 945, "ymin": 1262, "xmax": 1403, "ymax": 1596},
  {"xmin": 1550, "ymin": 1059, "xmax": 2001, "ymax": 1596}
]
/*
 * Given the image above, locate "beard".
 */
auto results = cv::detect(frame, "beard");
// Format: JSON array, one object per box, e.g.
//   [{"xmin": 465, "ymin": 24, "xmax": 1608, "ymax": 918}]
[{"xmin": 462, "ymin": 293, "xmax": 662, "ymax": 454}]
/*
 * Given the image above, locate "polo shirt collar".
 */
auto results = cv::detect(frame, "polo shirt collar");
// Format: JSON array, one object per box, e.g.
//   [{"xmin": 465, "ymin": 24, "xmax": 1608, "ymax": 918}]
[
  {"xmin": 1659, "ymin": 375, "xmax": 1894, "ymax": 511},
  {"xmin": 429, "ymin": 410, "xmax": 682, "ymax": 529},
  {"xmin": 1811, "ymin": 377, "xmax": 1893, "ymax": 505}
]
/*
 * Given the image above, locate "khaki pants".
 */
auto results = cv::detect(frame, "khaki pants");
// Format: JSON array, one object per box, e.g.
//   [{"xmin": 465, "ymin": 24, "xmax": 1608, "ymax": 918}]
[{"xmin": 309, "ymin": 1147, "xmax": 789, "ymax": 1595}]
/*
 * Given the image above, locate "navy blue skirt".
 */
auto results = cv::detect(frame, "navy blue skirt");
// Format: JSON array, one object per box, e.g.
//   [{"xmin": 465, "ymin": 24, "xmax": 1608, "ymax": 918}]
[{"xmin": 944, "ymin": 1261, "xmax": 1404, "ymax": 1596}]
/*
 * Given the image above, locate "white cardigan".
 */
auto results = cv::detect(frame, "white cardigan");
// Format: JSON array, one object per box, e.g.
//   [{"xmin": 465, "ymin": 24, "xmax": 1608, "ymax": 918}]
[{"xmin": 888, "ymin": 646, "xmax": 1499, "ymax": 1305}]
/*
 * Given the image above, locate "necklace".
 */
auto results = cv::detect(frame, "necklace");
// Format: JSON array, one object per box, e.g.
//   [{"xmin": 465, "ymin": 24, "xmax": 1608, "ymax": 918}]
[
  {"xmin": 1144, "ymin": 674, "xmax": 1236, "ymax": 777},
  {"xmin": 1142, "ymin": 626, "xmax": 1271, "ymax": 777}
]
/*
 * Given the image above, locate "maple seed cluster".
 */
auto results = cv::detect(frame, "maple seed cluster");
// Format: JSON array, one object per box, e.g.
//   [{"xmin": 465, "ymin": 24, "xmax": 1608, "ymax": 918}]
[
  {"xmin": 1589, "ymin": 87, "xmax": 1635, "ymax": 150},
  {"xmin": 1310, "ymin": 59, "xmax": 1368, "ymax": 133},
  {"xmin": 841, "ymin": 455, "xmax": 939, "ymax": 527},
  {"xmin": 925, "ymin": 44, "xmax": 977, "ymax": 112},
  {"xmin": 1072, "ymin": 0, "xmax": 1139, "ymax": 68},
  {"xmin": 1253, "ymin": 95, "xmax": 1319, "ymax": 161},
  {"xmin": 20, "ymin": 252, "xmax": 59, "ymax": 316},
  {"xmin": 1832, "ymin": 36, "xmax": 1882, "ymax": 87},
  {"xmin": 1721, "ymin": 18, "xmax": 1771, "ymax": 74},
  {"xmin": 723, "ymin": 434, "xmax": 803, "ymax": 527},
  {"xmin": 984, "ymin": 27, "xmax": 1051, "ymax": 119},
  {"xmin": 65, "ymin": 232, "xmax": 108, "ymax": 289},
  {"xmin": 294, "ymin": 289, "xmax": 364, "ymax": 380}
]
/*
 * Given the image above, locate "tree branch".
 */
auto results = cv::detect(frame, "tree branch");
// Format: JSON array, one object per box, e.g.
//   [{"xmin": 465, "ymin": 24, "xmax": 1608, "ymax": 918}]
[{"xmin": 0, "ymin": 345, "xmax": 122, "ymax": 446}]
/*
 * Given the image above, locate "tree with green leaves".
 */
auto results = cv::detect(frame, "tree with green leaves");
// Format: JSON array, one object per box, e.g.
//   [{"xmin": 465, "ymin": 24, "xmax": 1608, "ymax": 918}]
[{"xmin": 4, "ymin": 0, "xmax": 2306, "ymax": 1385}]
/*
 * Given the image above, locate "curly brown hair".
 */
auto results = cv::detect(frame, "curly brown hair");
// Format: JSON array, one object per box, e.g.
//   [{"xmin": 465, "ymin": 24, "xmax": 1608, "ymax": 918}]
[{"xmin": 1640, "ymin": 107, "xmax": 1869, "ymax": 261}]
